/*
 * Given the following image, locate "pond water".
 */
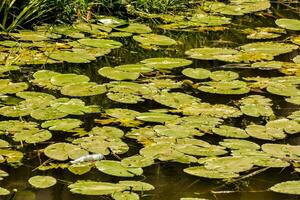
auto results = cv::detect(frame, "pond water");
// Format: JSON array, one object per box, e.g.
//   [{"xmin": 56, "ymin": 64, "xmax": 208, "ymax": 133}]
[{"xmin": 0, "ymin": 1, "xmax": 300, "ymax": 200}]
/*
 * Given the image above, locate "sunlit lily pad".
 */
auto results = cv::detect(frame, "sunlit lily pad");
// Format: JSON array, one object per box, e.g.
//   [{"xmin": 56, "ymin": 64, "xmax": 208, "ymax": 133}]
[
  {"xmin": 51, "ymin": 74, "xmax": 90, "ymax": 86},
  {"xmin": 286, "ymin": 96, "xmax": 300, "ymax": 105},
  {"xmin": 267, "ymin": 83, "xmax": 300, "ymax": 97},
  {"xmin": 184, "ymin": 166, "xmax": 239, "ymax": 179},
  {"xmin": 61, "ymin": 82, "xmax": 107, "ymax": 97},
  {"xmin": 44, "ymin": 142, "xmax": 88, "ymax": 161},
  {"xmin": 47, "ymin": 51, "xmax": 93, "ymax": 63},
  {"xmin": 133, "ymin": 34, "xmax": 176, "ymax": 46},
  {"xmin": 0, "ymin": 187, "xmax": 10, "ymax": 195},
  {"xmin": 118, "ymin": 181, "xmax": 155, "ymax": 191},
  {"xmin": 238, "ymin": 95, "xmax": 274, "ymax": 117},
  {"xmin": 41, "ymin": 118, "xmax": 83, "ymax": 131},
  {"xmin": 210, "ymin": 70, "xmax": 239, "ymax": 81},
  {"xmin": 270, "ymin": 181, "xmax": 300, "ymax": 195},
  {"xmin": 68, "ymin": 180, "xmax": 127, "ymax": 195},
  {"xmin": 266, "ymin": 118, "xmax": 300, "ymax": 134},
  {"xmin": 141, "ymin": 57, "xmax": 192, "ymax": 70},
  {"xmin": 212, "ymin": 125, "xmax": 249, "ymax": 138},
  {"xmin": 98, "ymin": 67, "xmax": 140, "ymax": 80},
  {"xmin": 78, "ymin": 38, "xmax": 122, "ymax": 49},
  {"xmin": 115, "ymin": 64, "xmax": 153, "ymax": 73},
  {"xmin": 153, "ymin": 92, "xmax": 200, "ymax": 109},
  {"xmin": 246, "ymin": 125, "xmax": 286, "ymax": 140},
  {"xmin": 240, "ymin": 42, "xmax": 298, "ymax": 56},
  {"xmin": 68, "ymin": 163, "xmax": 92, "ymax": 175},
  {"xmin": 262, "ymin": 143, "xmax": 300, "ymax": 160},
  {"xmin": 111, "ymin": 191, "xmax": 139, "ymax": 200},
  {"xmin": 136, "ymin": 112, "xmax": 179, "ymax": 123},
  {"xmin": 219, "ymin": 139, "xmax": 260, "ymax": 150},
  {"xmin": 115, "ymin": 23, "xmax": 152, "ymax": 34},
  {"xmin": 121, "ymin": 155, "xmax": 154, "ymax": 168},
  {"xmin": 198, "ymin": 80, "xmax": 250, "ymax": 94},
  {"xmin": 28, "ymin": 176, "xmax": 57, "ymax": 189},
  {"xmin": 182, "ymin": 68, "xmax": 211, "ymax": 80},
  {"xmin": 185, "ymin": 47, "xmax": 238, "ymax": 60},
  {"xmin": 95, "ymin": 160, "xmax": 143, "ymax": 177},
  {"xmin": 275, "ymin": 18, "xmax": 300, "ymax": 31}
]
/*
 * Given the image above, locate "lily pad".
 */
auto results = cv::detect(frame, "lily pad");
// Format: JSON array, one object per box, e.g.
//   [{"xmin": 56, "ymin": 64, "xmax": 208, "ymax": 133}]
[
  {"xmin": 47, "ymin": 51, "xmax": 93, "ymax": 63},
  {"xmin": 68, "ymin": 181, "xmax": 127, "ymax": 195},
  {"xmin": 78, "ymin": 38, "xmax": 122, "ymax": 49},
  {"xmin": 210, "ymin": 70, "xmax": 239, "ymax": 81},
  {"xmin": 51, "ymin": 74, "xmax": 90, "ymax": 86},
  {"xmin": 115, "ymin": 23, "xmax": 152, "ymax": 34},
  {"xmin": 141, "ymin": 57, "xmax": 192, "ymax": 70},
  {"xmin": 185, "ymin": 47, "xmax": 238, "ymax": 60},
  {"xmin": 111, "ymin": 191, "xmax": 140, "ymax": 200},
  {"xmin": 98, "ymin": 67, "xmax": 140, "ymax": 80},
  {"xmin": 133, "ymin": 34, "xmax": 176, "ymax": 46},
  {"xmin": 246, "ymin": 125, "xmax": 286, "ymax": 140},
  {"xmin": 184, "ymin": 166, "xmax": 239, "ymax": 179},
  {"xmin": 182, "ymin": 68, "xmax": 211, "ymax": 80},
  {"xmin": 240, "ymin": 42, "xmax": 298, "ymax": 56},
  {"xmin": 275, "ymin": 18, "xmax": 300, "ymax": 31},
  {"xmin": 41, "ymin": 118, "xmax": 83, "ymax": 131},
  {"xmin": 219, "ymin": 139, "xmax": 260, "ymax": 150},
  {"xmin": 136, "ymin": 112, "xmax": 179, "ymax": 123},
  {"xmin": 118, "ymin": 181, "xmax": 155, "ymax": 191},
  {"xmin": 28, "ymin": 176, "xmax": 57, "ymax": 189},
  {"xmin": 198, "ymin": 80, "xmax": 250, "ymax": 94},
  {"xmin": 95, "ymin": 160, "xmax": 143, "ymax": 177},
  {"xmin": 212, "ymin": 125, "xmax": 249, "ymax": 138},
  {"xmin": 61, "ymin": 82, "xmax": 106, "ymax": 97},
  {"xmin": 121, "ymin": 155, "xmax": 154, "ymax": 168},
  {"xmin": 270, "ymin": 181, "xmax": 300, "ymax": 195},
  {"xmin": 0, "ymin": 187, "xmax": 10, "ymax": 195}
]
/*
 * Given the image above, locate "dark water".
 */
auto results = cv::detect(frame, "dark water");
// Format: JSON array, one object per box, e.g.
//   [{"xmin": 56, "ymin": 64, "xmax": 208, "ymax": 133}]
[{"xmin": 1, "ymin": 3, "xmax": 300, "ymax": 200}]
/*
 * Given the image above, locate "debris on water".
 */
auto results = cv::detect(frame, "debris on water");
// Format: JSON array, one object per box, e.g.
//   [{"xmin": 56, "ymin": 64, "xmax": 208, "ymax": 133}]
[{"xmin": 70, "ymin": 154, "xmax": 104, "ymax": 164}]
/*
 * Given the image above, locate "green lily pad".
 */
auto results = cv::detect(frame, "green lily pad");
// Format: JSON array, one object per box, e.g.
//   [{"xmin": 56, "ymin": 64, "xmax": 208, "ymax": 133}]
[
  {"xmin": 240, "ymin": 42, "xmax": 298, "ymax": 56},
  {"xmin": 266, "ymin": 118, "xmax": 300, "ymax": 134},
  {"xmin": 118, "ymin": 181, "xmax": 155, "ymax": 191},
  {"xmin": 185, "ymin": 47, "xmax": 238, "ymax": 60},
  {"xmin": 115, "ymin": 23, "xmax": 152, "ymax": 34},
  {"xmin": 219, "ymin": 139, "xmax": 260, "ymax": 150},
  {"xmin": 31, "ymin": 107, "xmax": 68, "ymax": 120},
  {"xmin": 41, "ymin": 118, "xmax": 83, "ymax": 131},
  {"xmin": 47, "ymin": 51, "xmax": 93, "ymax": 63},
  {"xmin": 238, "ymin": 95, "xmax": 273, "ymax": 117},
  {"xmin": 0, "ymin": 187, "xmax": 10, "ymax": 195},
  {"xmin": 44, "ymin": 142, "xmax": 89, "ymax": 161},
  {"xmin": 0, "ymin": 139, "xmax": 10, "ymax": 148},
  {"xmin": 133, "ymin": 34, "xmax": 176, "ymax": 46},
  {"xmin": 68, "ymin": 180, "xmax": 127, "ymax": 195},
  {"xmin": 28, "ymin": 176, "xmax": 57, "ymax": 189},
  {"xmin": 0, "ymin": 80, "xmax": 28, "ymax": 95},
  {"xmin": 262, "ymin": 143, "xmax": 300, "ymax": 160},
  {"xmin": 275, "ymin": 18, "xmax": 300, "ymax": 31},
  {"xmin": 182, "ymin": 68, "xmax": 211, "ymax": 80},
  {"xmin": 270, "ymin": 181, "xmax": 300, "ymax": 195},
  {"xmin": 210, "ymin": 70, "xmax": 239, "ymax": 81},
  {"xmin": 267, "ymin": 83, "xmax": 300, "ymax": 97},
  {"xmin": 78, "ymin": 38, "xmax": 122, "ymax": 49},
  {"xmin": 246, "ymin": 125, "xmax": 286, "ymax": 140},
  {"xmin": 61, "ymin": 82, "xmax": 107, "ymax": 97},
  {"xmin": 115, "ymin": 64, "xmax": 153, "ymax": 73},
  {"xmin": 112, "ymin": 191, "xmax": 139, "ymax": 200},
  {"xmin": 184, "ymin": 166, "xmax": 239, "ymax": 179},
  {"xmin": 286, "ymin": 96, "xmax": 300, "ymax": 105},
  {"xmin": 198, "ymin": 80, "xmax": 250, "ymax": 94},
  {"xmin": 0, "ymin": 149, "xmax": 23, "ymax": 163},
  {"xmin": 51, "ymin": 74, "xmax": 90, "ymax": 86},
  {"xmin": 121, "ymin": 155, "xmax": 154, "ymax": 168},
  {"xmin": 95, "ymin": 160, "xmax": 143, "ymax": 177},
  {"xmin": 98, "ymin": 67, "xmax": 140, "ymax": 80},
  {"xmin": 212, "ymin": 125, "xmax": 249, "ymax": 138},
  {"xmin": 68, "ymin": 163, "xmax": 92, "ymax": 175},
  {"xmin": 141, "ymin": 57, "xmax": 192, "ymax": 70},
  {"xmin": 177, "ymin": 145, "xmax": 227, "ymax": 157},
  {"xmin": 154, "ymin": 124, "xmax": 204, "ymax": 138},
  {"xmin": 136, "ymin": 112, "xmax": 179, "ymax": 123}
]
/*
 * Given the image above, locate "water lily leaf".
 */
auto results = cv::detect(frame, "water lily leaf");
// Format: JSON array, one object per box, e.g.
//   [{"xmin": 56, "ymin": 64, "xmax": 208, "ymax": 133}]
[
  {"xmin": 115, "ymin": 64, "xmax": 153, "ymax": 73},
  {"xmin": 10, "ymin": 31, "xmax": 57, "ymax": 41},
  {"xmin": 112, "ymin": 191, "xmax": 140, "ymax": 200},
  {"xmin": 240, "ymin": 42, "xmax": 298, "ymax": 56},
  {"xmin": 184, "ymin": 166, "xmax": 239, "ymax": 179},
  {"xmin": 210, "ymin": 70, "xmax": 239, "ymax": 81},
  {"xmin": 293, "ymin": 55, "xmax": 300, "ymax": 64},
  {"xmin": 286, "ymin": 96, "xmax": 300, "ymax": 105},
  {"xmin": 0, "ymin": 139, "xmax": 10, "ymax": 148},
  {"xmin": 190, "ymin": 14, "xmax": 231, "ymax": 26},
  {"xmin": 50, "ymin": 74, "xmax": 90, "ymax": 86},
  {"xmin": 267, "ymin": 83, "xmax": 300, "ymax": 97},
  {"xmin": 266, "ymin": 118, "xmax": 300, "ymax": 134},
  {"xmin": 133, "ymin": 34, "xmax": 176, "ymax": 46},
  {"xmin": 262, "ymin": 143, "xmax": 300, "ymax": 160},
  {"xmin": 98, "ymin": 67, "xmax": 140, "ymax": 80},
  {"xmin": 136, "ymin": 112, "xmax": 179, "ymax": 123},
  {"xmin": 249, "ymin": 156, "xmax": 290, "ymax": 168},
  {"xmin": 68, "ymin": 163, "xmax": 92, "ymax": 175},
  {"xmin": 177, "ymin": 145, "xmax": 227, "ymax": 157},
  {"xmin": 51, "ymin": 25, "xmax": 85, "ymax": 38},
  {"xmin": 246, "ymin": 125, "xmax": 286, "ymax": 140},
  {"xmin": 110, "ymin": 32, "xmax": 133, "ymax": 37},
  {"xmin": 275, "ymin": 18, "xmax": 300, "ymax": 31},
  {"xmin": 0, "ymin": 149, "xmax": 23, "ymax": 163},
  {"xmin": 90, "ymin": 126, "xmax": 124, "ymax": 138},
  {"xmin": 288, "ymin": 111, "xmax": 300, "ymax": 122},
  {"xmin": 44, "ymin": 142, "xmax": 89, "ymax": 161},
  {"xmin": 31, "ymin": 107, "xmax": 68, "ymax": 120},
  {"xmin": 118, "ymin": 181, "xmax": 155, "ymax": 191},
  {"xmin": 28, "ymin": 176, "xmax": 56, "ymax": 189},
  {"xmin": 41, "ymin": 118, "xmax": 83, "ymax": 131},
  {"xmin": 95, "ymin": 160, "xmax": 143, "ymax": 177},
  {"xmin": 107, "ymin": 92, "xmax": 143, "ymax": 104},
  {"xmin": 219, "ymin": 139, "xmax": 260, "ymax": 150},
  {"xmin": 141, "ymin": 57, "xmax": 192, "ymax": 70},
  {"xmin": 68, "ymin": 180, "xmax": 127, "ymax": 195},
  {"xmin": 78, "ymin": 38, "xmax": 122, "ymax": 49},
  {"xmin": 238, "ymin": 95, "xmax": 273, "ymax": 117},
  {"xmin": 198, "ymin": 80, "xmax": 250, "ymax": 94},
  {"xmin": 121, "ymin": 155, "xmax": 154, "ymax": 168},
  {"xmin": 115, "ymin": 23, "xmax": 152, "ymax": 34},
  {"xmin": 61, "ymin": 82, "xmax": 106, "ymax": 97},
  {"xmin": 52, "ymin": 98, "xmax": 100, "ymax": 115},
  {"xmin": 185, "ymin": 47, "xmax": 238, "ymax": 60},
  {"xmin": 74, "ymin": 22, "xmax": 111, "ymax": 34},
  {"xmin": 182, "ymin": 68, "xmax": 211, "ymax": 80},
  {"xmin": 270, "ymin": 181, "xmax": 300, "ymax": 195},
  {"xmin": 47, "ymin": 51, "xmax": 93, "ymax": 63},
  {"xmin": 203, "ymin": 156, "xmax": 254, "ymax": 173},
  {"xmin": 154, "ymin": 124, "xmax": 204, "ymax": 138},
  {"xmin": 212, "ymin": 125, "xmax": 249, "ymax": 138},
  {"xmin": 17, "ymin": 91, "xmax": 56, "ymax": 101},
  {"xmin": 243, "ymin": 27, "xmax": 285, "ymax": 40},
  {"xmin": 153, "ymin": 91, "xmax": 200, "ymax": 109},
  {"xmin": 0, "ymin": 80, "xmax": 28, "ymax": 95},
  {"xmin": 0, "ymin": 187, "xmax": 10, "ymax": 195}
]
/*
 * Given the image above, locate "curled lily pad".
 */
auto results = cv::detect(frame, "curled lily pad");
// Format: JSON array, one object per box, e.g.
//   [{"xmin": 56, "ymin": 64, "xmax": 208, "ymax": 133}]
[
  {"xmin": 270, "ymin": 181, "xmax": 300, "ymax": 195},
  {"xmin": 78, "ymin": 39, "xmax": 122, "ymax": 49},
  {"xmin": 41, "ymin": 118, "xmax": 83, "ymax": 131},
  {"xmin": 28, "ymin": 176, "xmax": 57, "ymax": 189},
  {"xmin": 275, "ymin": 18, "xmax": 300, "ymax": 31},
  {"xmin": 182, "ymin": 68, "xmax": 211, "ymax": 80},
  {"xmin": 133, "ymin": 34, "xmax": 176, "ymax": 46},
  {"xmin": 61, "ymin": 82, "xmax": 106, "ymax": 97},
  {"xmin": 286, "ymin": 96, "xmax": 300, "ymax": 105},
  {"xmin": 51, "ymin": 74, "xmax": 90, "ymax": 86},
  {"xmin": 68, "ymin": 181, "xmax": 127, "ymax": 195},
  {"xmin": 212, "ymin": 125, "xmax": 249, "ymax": 138},
  {"xmin": 44, "ymin": 142, "xmax": 88, "ymax": 161},
  {"xmin": 95, "ymin": 160, "xmax": 143, "ymax": 177},
  {"xmin": 184, "ymin": 166, "xmax": 239, "ymax": 179},
  {"xmin": 141, "ymin": 57, "xmax": 192, "ymax": 70},
  {"xmin": 98, "ymin": 67, "xmax": 140, "ymax": 80}
]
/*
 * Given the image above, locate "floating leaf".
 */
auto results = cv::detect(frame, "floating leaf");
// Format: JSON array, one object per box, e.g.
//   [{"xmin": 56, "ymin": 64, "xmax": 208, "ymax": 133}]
[
  {"xmin": 44, "ymin": 143, "xmax": 88, "ymax": 161},
  {"xmin": 136, "ymin": 112, "xmax": 179, "ymax": 123},
  {"xmin": 133, "ymin": 34, "xmax": 176, "ymax": 46},
  {"xmin": 141, "ymin": 57, "xmax": 192, "ymax": 70},
  {"xmin": 0, "ymin": 187, "xmax": 10, "ymax": 195},
  {"xmin": 270, "ymin": 181, "xmax": 300, "ymax": 195},
  {"xmin": 121, "ymin": 155, "xmax": 154, "ymax": 168},
  {"xmin": 47, "ymin": 51, "xmax": 93, "ymax": 63},
  {"xmin": 51, "ymin": 74, "xmax": 90, "ymax": 86},
  {"xmin": 112, "ymin": 191, "xmax": 140, "ymax": 200},
  {"xmin": 118, "ymin": 181, "xmax": 155, "ymax": 191},
  {"xmin": 210, "ymin": 70, "xmax": 239, "ymax": 81},
  {"xmin": 41, "ymin": 118, "xmax": 83, "ymax": 131},
  {"xmin": 184, "ymin": 166, "xmax": 239, "ymax": 179},
  {"xmin": 212, "ymin": 125, "xmax": 249, "ymax": 138},
  {"xmin": 98, "ymin": 67, "xmax": 140, "ymax": 80},
  {"xmin": 185, "ymin": 47, "xmax": 238, "ymax": 60},
  {"xmin": 78, "ymin": 38, "xmax": 122, "ymax": 49},
  {"xmin": 219, "ymin": 139, "xmax": 260, "ymax": 150},
  {"xmin": 115, "ymin": 23, "xmax": 152, "ymax": 34},
  {"xmin": 68, "ymin": 181, "xmax": 127, "ymax": 195},
  {"xmin": 240, "ymin": 42, "xmax": 298, "ymax": 56},
  {"xmin": 61, "ymin": 82, "xmax": 107, "ymax": 97},
  {"xmin": 198, "ymin": 80, "xmax": 250, "ymax": 94},
  {"xmin": 275, "ymin": 18, "xmax": 300, "ymax": 31},
  {"xmin": 28, "ymin": 176, "xmax": 57, "ymax": 189},
  {"xmin": 95, "ymin": 160, "xmax": 143, "ymax": 177},
  {"xmin": 246, "ymin": 125, "xmax": 286, "ymax": 140},
  {"xmin": 182, "ymin": 68, "xmax": 211, "ymax": 80}
]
